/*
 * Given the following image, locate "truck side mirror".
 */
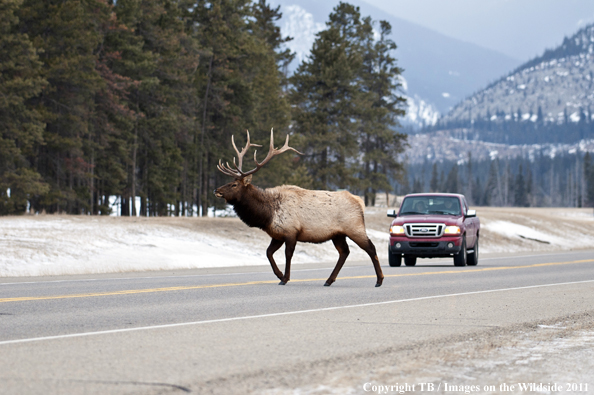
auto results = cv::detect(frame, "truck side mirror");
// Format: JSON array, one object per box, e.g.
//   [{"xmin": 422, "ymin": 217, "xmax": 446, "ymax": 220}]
[
  {"xmin": 387, "ymin": 209, "xmax": 397, "ymax": 218},
  {"xmin": 466, "ymin": 209, "xmax": 476, "ymax": 218}
]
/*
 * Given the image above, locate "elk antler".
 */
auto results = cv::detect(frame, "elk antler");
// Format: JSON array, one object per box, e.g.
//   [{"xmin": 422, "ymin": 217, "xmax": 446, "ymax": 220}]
[
  {"xmin": 217, "ymin": 130, "xmax": 262, "ymax": 179},
  {"xmin": 217, "ymin": 129, "xmax": 303, "ymax": 179}
]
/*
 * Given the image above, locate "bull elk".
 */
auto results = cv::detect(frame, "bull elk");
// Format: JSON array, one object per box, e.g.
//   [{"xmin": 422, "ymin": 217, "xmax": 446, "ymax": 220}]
[{"xmin": 214, "ymin": 129, "xmax": 384, "ymax": 287}]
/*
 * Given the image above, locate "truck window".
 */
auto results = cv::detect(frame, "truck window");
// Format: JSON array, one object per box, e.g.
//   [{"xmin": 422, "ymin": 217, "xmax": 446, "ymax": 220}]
[{"xmin": 399, "ymin": 196, "xmax": 461, "ymax": 215}]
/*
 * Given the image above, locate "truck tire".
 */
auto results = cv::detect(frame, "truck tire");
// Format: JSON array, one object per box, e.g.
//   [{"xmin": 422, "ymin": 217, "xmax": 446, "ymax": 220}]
[
  {"xmin": 467, "ymin": 238, "xmax": 479, "ymax": 266},
  {"xmin": 453, "ymin": 237, "xmax": 467, "ymax": 266},
  {"xmin": 404, "ymin": 256, "xmax": 417, "ymax": 266},
  {"xmin": 388, "ymin": 250, "xmax": 402, "ymax": 267}
]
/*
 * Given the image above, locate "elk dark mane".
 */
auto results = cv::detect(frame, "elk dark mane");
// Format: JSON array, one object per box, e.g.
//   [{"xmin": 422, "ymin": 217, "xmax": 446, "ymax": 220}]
[{"xmin": 231, "ymin": 185, "xmax": 277, "ymax": 230}]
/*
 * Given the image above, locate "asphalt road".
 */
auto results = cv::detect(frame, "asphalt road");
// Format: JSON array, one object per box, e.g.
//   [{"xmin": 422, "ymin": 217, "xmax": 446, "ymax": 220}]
[{"xmin": 1, "ymin": 250, "xmax": 593, "ymax": 394}]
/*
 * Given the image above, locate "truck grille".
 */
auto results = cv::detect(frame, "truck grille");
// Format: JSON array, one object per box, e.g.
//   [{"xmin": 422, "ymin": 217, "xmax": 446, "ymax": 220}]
[
  {"xmin": 410, "ymin": 242, "xmax": 439, "ymax": 248},
  {"xmin": 405, "ymin": 223, "xmax": 445, "ymax": 238}
]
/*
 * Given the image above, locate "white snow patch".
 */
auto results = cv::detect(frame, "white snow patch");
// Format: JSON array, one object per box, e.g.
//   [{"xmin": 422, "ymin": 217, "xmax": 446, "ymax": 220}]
[
  {"xmin": 0, "ymin": 215, "xmax": 395, "ymax": 277},
  {"xmin": 0, "ymin": 218, "xmax": 268, "ymax": 277},
  {"xmin": 483, "ymin": 220, "xmax": 563, "ymax": 245},
  {"xmin": 402, "ymin": 94, "xmax": 440, "ymax": 127},
  {"xmin": 366, "ymin": 229, "xmax": 389, "ymax": 241},
  {"xmin": 3, "ymin": 209, "xmax": 593, "ymax": 278},
  {"xmin": 570, "ymin": 111, "xmax": 581, "ymax": 122},
  {"xmin": 280, "ymin": 5, "xmax": 324, "ymax": 64}
]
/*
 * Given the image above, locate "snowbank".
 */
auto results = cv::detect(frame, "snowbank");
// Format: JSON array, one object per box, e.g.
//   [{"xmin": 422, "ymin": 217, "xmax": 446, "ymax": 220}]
[
  {"xmin": 1, "ymin": 207, "xmax": 593, "ymax": 277},
  {"xmin": 0, "ymin": 218, "xmax": 252, "ymax": 277}
]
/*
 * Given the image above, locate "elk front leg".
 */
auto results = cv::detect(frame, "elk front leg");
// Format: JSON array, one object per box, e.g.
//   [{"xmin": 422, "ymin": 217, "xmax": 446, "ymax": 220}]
[
  {"xmin": 266, "ymin": 238, "xmax": 285, "ymax": 281},
  {"xmin": 279, "ymin": 237, "xmax": 297, "ymax": 285},
  {"xmin": 325, "ymin": 235, "xmax": 350, "ymax": 286}
]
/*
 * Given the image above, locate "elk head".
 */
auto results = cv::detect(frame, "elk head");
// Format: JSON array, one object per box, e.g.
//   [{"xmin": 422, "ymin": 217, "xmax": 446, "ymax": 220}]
[{"xmin": 214, "ymin": 129, "xmax": 302, "ymax": 203}]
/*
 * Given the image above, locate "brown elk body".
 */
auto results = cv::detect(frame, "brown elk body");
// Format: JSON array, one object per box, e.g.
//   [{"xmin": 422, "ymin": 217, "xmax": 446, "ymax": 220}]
[{"xmin": 214, "ymin": 130, "xmax": 384, "ymax": 287}]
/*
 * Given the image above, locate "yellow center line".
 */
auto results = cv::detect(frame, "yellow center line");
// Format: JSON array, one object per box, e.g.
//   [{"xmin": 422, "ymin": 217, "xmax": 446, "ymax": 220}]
[{"xmin": 1, "ymin": 259, "xmax": 593, "ymax": 303}]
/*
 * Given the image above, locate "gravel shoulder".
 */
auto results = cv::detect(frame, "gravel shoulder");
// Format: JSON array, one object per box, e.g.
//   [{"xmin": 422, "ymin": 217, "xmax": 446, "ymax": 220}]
[{"xmin": 253, "ymin": 312, "xmax": 594, "ymax": 395}]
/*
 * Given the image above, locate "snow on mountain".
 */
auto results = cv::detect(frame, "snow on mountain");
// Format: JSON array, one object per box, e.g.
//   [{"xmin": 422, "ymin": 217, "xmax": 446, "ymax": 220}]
[
  {"xmin": 279, "ymin": 5, "xmax": 324, "ymax": 64},
  {"xmin": 402, "ymin": 94, "xmax": 440, "ymax": 128},
  {"xmin": 278, "ymin": 5, "xmax": 441, "ymax": 129},
  {"xmin": 443, "ymin": 24, "xmax": 594, "ymax": 125},
  {"xmin": 272, "ymin": 0, "xmax": 520, "ymax": 118},
  {"xmin": 402, "ymin": 130, "xmax": 594, "ymax": 165}
]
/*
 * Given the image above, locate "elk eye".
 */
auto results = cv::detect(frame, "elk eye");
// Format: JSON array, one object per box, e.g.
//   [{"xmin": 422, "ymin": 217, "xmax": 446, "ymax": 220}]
[{"xmin": 232, "ymin": 183, "xmax": 237, "ymax": 187}]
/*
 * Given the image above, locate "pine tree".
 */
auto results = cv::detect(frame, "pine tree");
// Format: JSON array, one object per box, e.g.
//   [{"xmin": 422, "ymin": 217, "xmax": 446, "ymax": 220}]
[
  {"xmin": 242, "ymin": 0, "xmax": 298, "ymax": 189},
  {"xmin": 444, "ymin": 164, "xmax": 460, "ymax": 193},
  {"xmin": 429, "ymin": 163, "xmax": 439, "ymax": 192},
  {"xmin": 291, "ymin": 3, "xmax": 406, "ymax": 193},
  {"xmin": 472, "ymin": 176, "xmax": 482, "ymax": 206},
  {"xmin": 191, "ymin": 0, "xmax": 270, "ymax": 215},
  {"xmin": 115, "ymin": 0, "xmax": 197, "ymax": 216},
  {"xmin": 19, "ymin": 0, "xmax": 122, "ymax": 214},
  {"xmin": 359, "ymin": 19, "xmax": 407, "ymax": 205},
  {"xmin": 505, "ymin": 162, "xmax": 514, "ymax": 206},
  {"xmin": 584, "ymin": 152, "xmax": 594, "ymax": 207},
  {"xmin": 251, "ymin": 0, "xmax": 294, "ymax": 87},
  {"xmin": 0, "ymin": 0, "xmax": 48, "ymax": 214},
  {"xmin": 412, "ymin": 177, "xmax": 422, "ymax": 193},
  {"xmin": 483, "ymin": 160, "xmax": 499, "ymax": 206},
  {"xmin": 465, "ymin": 152, "xmax": 473, "ymax": 204},
  {"xmin": 514, "ymin": 164, "xmax": 528, "ymax": 207},
  {"xmin": 290, "ymin": 2, "xmax": 366, "ymax": 190}
]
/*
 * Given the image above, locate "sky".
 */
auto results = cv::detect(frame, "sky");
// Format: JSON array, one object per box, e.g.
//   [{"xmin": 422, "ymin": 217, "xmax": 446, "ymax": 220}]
[{"xmin": 361, "ymin": 0, "xmax": 594, "ymax": 61}]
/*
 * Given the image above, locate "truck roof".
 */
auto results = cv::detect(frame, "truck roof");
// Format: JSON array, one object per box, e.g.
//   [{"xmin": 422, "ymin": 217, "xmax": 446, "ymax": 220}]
[{"xmin": 403, "ymin": 193, "xmax": 465, "ymax": 198}]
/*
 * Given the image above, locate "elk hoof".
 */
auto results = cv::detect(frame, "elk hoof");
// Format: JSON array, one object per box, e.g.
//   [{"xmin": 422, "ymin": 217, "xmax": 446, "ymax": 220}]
[
  {"xmin": 375, "ymin": 282, "xmax": 382, "ymax": 287},
  {"xmin": 278, "ymin": 281, "xmax": 286, "ymax": 285},
  {"xmin": 324, "ymin": 280, "xmax": 334, "ymax": 286}
]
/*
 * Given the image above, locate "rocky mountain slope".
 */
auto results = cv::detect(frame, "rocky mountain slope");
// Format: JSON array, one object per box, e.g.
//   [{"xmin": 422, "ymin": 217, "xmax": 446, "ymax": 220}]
[
  {"xmin": 271, "ymin": 0, "xmax": 520, "ymax": 127},
  {"xmin": 440, "ymin": 23, "xmax": 594, "ymax": 142},
  {"xmin": 403, "ymin": 131, "xmax": 594, "ymax": 165}
]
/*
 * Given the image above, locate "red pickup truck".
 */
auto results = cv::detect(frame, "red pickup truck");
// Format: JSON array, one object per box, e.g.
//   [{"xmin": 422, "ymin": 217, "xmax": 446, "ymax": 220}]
[{"xmin": 387, "ymin": 193, "xmax": 480, "ymax": 267}]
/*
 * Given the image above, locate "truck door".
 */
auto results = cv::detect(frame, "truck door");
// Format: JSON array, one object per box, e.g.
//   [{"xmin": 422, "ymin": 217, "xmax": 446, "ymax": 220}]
[{"xmin": 462, "ymin": 197, "xmax": 477, "ymax": 247}]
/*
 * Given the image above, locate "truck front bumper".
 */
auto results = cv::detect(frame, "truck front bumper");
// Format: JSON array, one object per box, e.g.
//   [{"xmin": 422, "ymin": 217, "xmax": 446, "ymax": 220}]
[{"xmin": 389, "ymin": 236, "xmax": 463, "ymax": 257}]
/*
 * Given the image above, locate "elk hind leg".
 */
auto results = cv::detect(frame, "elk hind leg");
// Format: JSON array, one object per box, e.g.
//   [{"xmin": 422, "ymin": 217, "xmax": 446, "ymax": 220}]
[
  {"xmin": 351, "ymin": 233, "xmax": 384, "ymax": 287},
  {"xmin": 325, "ymin": 235, "xmax": 350, "ymax": 286},
  {"xmin": 279, "ymin": 237, "xmax": 297, "ymax": 285},
  {"xmin": 267, "ymin": 238, "xmax": 285, "ymax": 281}
]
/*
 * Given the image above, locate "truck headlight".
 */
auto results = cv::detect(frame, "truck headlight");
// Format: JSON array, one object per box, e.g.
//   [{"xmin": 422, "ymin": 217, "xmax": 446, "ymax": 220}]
[
  {"xmin": 444, "ymin": 226, "xmax": 461, "ymax": 235},
  {"xmin": 390, "ymin": 225, "xmax": 405, "ymax": 235}
]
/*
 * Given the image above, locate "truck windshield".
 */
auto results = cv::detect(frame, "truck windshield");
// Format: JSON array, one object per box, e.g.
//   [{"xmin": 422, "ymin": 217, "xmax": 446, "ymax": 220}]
[{"xmin": 399, "ymin": 196, "xmax": 461, "ymax": 216}]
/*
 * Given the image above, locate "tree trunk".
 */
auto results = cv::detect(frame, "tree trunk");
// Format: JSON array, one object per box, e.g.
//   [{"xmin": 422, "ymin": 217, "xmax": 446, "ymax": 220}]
[
  {"xmin": 199, "ymin": 55, "xmax": 214, "ymax": 217},
  {"xmin": 90, "ymin": 151, "xmax": 94, "ymax": 215},
  {"xmin": 131, "ymin": 114, "xmax": 138, "ymax": 217}
]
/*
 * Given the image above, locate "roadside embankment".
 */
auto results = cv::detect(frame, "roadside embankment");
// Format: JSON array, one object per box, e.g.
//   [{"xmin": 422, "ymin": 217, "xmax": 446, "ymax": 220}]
[{"xmin": 1, "ymin": 207, "xmax": 593, "ymax": 277}]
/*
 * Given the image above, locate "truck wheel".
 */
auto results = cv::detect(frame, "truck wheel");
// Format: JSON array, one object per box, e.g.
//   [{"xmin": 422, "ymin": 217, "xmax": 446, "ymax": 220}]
[
  {"xmin": 389, "ymin": 249, "xmax": 402, "ymax": 267},
  {"xmin": 404, "ymin": 256, "xmax": 417, "ymax": 266},
  {"xmin": 453, "ymin": 237, "xmax": 467, "ymax": 266},
  {"xmin": 467, "ymin": 238, "xmax": 479, "ymax": 266}
]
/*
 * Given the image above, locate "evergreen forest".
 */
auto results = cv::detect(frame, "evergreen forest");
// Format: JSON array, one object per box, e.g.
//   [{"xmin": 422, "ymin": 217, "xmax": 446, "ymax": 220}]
[
  {"xmin": 402, "ymin": 151, "xmax": 594, "ymax": 209},
  {"xmin": 2, "ymin": 0, "xmax": 593, "ymax": 216},
  {"xmin": 0, "ymin": 0, "xmax": 407, "ymax": 215}
]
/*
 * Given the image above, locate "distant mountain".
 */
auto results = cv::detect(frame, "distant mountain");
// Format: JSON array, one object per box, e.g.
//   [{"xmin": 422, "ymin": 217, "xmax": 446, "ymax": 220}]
[
  {"xmin": 403, "ymin": 130, "xmax": 594, "ymax": 165},
  {"xmin": 439, "ymin": 23, "xmax": 594, "ymax": 145},
  {"xmin": 270, "ymin": 0, "xmax": 520, "ymax": 127}
]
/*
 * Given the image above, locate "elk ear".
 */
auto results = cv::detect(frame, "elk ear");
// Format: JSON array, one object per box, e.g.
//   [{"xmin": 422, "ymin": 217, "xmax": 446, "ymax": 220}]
[{"xmin": 243, "ymin": 175, "xmax": 252, "ymax": 185}]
